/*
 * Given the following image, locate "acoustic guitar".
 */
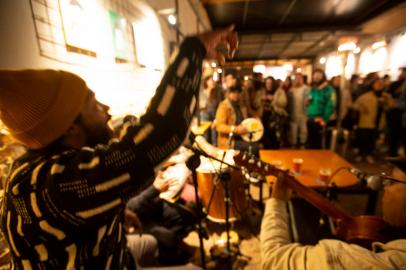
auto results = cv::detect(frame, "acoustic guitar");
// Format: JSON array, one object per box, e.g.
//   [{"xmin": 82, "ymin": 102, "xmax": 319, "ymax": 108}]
[{"xmin": 234, "ymin": 152, "xmax": 398, "ymax": 248}]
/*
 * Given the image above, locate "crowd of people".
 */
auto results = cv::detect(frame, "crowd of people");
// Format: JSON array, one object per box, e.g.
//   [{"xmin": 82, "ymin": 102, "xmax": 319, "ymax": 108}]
[
  {"xmin": 199, "ymin": 66, "xmax": 406, "ymax": 163},
  {"xmin": 0, "ymin": 25, "xmax": 405, "ymax": 270}
]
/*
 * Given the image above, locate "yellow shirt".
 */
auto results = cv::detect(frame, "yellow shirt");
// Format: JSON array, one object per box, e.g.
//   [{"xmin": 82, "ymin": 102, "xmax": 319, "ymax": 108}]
[{"xmin": 353, "ymin": 91, "xmax": 378, "ymax": 129}]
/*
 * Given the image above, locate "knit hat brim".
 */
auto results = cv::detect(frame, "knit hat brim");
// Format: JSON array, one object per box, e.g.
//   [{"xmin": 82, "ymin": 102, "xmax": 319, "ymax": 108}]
[{"xmin": 0, "ymin": 70, "xmax": 89, "ymax": 149}]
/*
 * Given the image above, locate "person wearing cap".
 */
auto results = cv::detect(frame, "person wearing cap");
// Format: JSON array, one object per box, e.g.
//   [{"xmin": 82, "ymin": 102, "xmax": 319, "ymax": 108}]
[
  {"xmin": 0, "ymin": 26, "xmax": 238, "ymax": 269},
  {"xmin": 215, "ymin": 85, "xmax": 249, "ymax": 150},
  {"xmin": 260, "ymin": 158, "xmax": 406, "ymax": 269},
  {"xmin": 198, "ymin": 75, "xmax": 223, "ymax": 146}
]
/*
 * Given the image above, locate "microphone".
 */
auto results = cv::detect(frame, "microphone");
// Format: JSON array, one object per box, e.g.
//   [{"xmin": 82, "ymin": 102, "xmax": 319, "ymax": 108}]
[
  {"xmin": 182, "ymin": 132, "xmax": 196, "ymax": 150},
  {"xmin": 348, "ymin": 167, "xmax": 367, "ymax": 181},
  {"xmin": 347, "ymin": 168, "xmax": 383, "ymax": 191},
  {"xmin": 183, "ymin": 134, "xmax": 220, "ymax": 159},
  {"xmin": 364, "ymin": 175, "xmax": 383, "ymax": 191},
  {"xmin": 227, "ymin": 126, "xmax": 235, "ymax": 147}
]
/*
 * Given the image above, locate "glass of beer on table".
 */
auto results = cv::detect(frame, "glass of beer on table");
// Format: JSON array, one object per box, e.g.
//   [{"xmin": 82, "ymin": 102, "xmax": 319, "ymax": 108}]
[
  {"xmin": 318, "ymin": 168, "xmax": 331, "ymax": 184},
  {"xmin": 292, "ymin": 158, "xmax": 303, "ymax": 174}
]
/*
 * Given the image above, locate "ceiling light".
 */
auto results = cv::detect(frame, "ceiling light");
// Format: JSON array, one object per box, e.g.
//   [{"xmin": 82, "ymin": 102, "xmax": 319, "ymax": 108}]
[
  {"xmin": 167, "ymin": 14, "xmax": 177, "ymax": 25},
  {"xmin": 213, "ymin": 72, "xmax": 219, "ymax": 81},
  {"xmin": 158, "ymin": 8, "xmax": 176, "ymax": 15},
  {"xmin": 319, "ymin": 57, "xmax": 326, "ymax": 64},
  {"xmin": 372, "ymin": 40, "xmax": 387, "ymax": 50},
  {"xmin": 283, "ymin": 64, "xmax": 293, "ymax": 71},
  {"xmin": 353, "ymin": 47, "xmax": 361, "ymax": 54},
  {"xmin": 338, "ymin": 41, "xmax": 357, "ymax": 52},
  {"xmin": 253, "ymin": 64, "xmax": 266, "ymax": 74}
]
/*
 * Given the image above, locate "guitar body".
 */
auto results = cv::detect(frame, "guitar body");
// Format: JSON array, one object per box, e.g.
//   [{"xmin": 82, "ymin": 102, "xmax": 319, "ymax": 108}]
[{"xmin": 336, "ymin": 215, "xmax": 394, "ymax": 248}]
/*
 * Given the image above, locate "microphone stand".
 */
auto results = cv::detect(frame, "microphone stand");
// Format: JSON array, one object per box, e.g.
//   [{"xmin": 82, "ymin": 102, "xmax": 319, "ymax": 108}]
[
  {"xmin": 220, "ymin": 129, "xmax": 237, "ymax": 270},
  {"xmin": 189, "ymin": 147, "xmax": 240, "ymax": 171},
  {"xmin": 192, "ymin": 134, "xmax": 239, "ymax": 270},
  {"xmin": 248, "ymin": 132, "xmax": 253, "ymax": 156},
  {"xmin": 219, "ymin": 153, "xmax": 233, "ymax": 270},
  {"xmin": 185, "ymin": 153, "xmax": 207, "ymax": 269},
  {"xmin": 185, "ymin": 136, "xmax": 239, "ymax": 270}
]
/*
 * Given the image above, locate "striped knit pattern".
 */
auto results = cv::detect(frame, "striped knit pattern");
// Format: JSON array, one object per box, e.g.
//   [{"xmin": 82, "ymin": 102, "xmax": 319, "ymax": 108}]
[{"xmin": 0, "ymin": 37, "xmax": 205, "ymax": 269}]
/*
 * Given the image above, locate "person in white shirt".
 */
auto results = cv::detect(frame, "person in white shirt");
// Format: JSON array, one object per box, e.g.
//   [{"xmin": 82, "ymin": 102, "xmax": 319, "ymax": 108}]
[{"xmin": 288, "ymin": 73, "xmax": 310, "ymax": 148}]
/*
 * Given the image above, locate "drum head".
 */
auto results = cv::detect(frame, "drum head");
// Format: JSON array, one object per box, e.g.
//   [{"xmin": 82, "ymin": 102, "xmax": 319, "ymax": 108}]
[
  {"xmin": 241, "ymin": 118, "xmax": 264, "ymax": 142},
  {"xmin": 196, "ymin": 150, "xmax": 237, "ymax": 173}
]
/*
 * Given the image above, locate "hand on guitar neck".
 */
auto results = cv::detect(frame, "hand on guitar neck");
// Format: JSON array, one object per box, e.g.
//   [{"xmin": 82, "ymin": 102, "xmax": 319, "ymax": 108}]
[{"xmin": 271, "ymin": 172, "xmax": 292, "ymax": 202}]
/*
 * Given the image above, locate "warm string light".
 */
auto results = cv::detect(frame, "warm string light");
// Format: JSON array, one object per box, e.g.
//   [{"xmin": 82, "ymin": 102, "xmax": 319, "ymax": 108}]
[
  {"xmin": 167, "ymin": 14, "xmax": 177, "ymax": 25},
  {"xmin": 372, "ymin": 40, "xmax": 387, "ymax": 50},
  {"xmin": 338, "ymin": 41, "xmax": 357, "ymax": 52}
]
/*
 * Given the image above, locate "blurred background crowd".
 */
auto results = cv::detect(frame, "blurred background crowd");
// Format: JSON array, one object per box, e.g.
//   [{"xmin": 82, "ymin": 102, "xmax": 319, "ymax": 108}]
[{"xmin": 198, "ymin": 66, "xmax": 406, "ymax": 164}]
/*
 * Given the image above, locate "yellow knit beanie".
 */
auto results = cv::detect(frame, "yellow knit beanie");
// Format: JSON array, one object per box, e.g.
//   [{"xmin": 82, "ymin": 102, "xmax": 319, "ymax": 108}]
[{"xmin": 0, "ymin": 69, "xmax": 89, "ymax": 149}]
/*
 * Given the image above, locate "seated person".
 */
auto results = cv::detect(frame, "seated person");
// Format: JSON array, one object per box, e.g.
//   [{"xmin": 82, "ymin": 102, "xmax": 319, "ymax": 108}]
[
  {"xmin": 215, "ymin": 85, "xmax": 259, "ymax": 155},
  {"xmin": 125, "ymin": 230, "xmax": 159, "ymax": 268},
  {"xmin": 261, "ymin": 158, "xmax": 406, "ymax": 269},
  {"xmin": 127, "ymin": 167, "xmax": 197, "ymax": 266}
]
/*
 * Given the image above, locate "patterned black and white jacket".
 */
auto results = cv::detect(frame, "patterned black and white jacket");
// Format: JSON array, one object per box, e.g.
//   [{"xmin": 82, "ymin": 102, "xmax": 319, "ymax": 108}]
[{"xmin": 0, "ymin": 37, "xmax": 205, "ymax": 269}]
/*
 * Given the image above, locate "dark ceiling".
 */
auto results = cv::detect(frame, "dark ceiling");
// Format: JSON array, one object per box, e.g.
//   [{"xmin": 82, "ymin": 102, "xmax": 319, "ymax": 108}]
[{"xmin": 202, "ymin": 0, "xmax": 406, "ymax": 61}]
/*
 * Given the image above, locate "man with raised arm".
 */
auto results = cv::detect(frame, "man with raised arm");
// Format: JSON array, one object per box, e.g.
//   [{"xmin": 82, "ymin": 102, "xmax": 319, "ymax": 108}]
[{"xmin": 0, "ymin": 26, "xmax": 238, "ymax": 269}]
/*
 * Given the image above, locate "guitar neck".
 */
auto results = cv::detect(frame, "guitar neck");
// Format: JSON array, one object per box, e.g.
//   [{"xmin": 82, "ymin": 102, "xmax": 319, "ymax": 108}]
[
  {"xmin": 233, "ymin": 152, "xmax": 352, "ymax": 222},
  {"xmin": 282, "ymin": 174, "xmax": 352, "ymax": 222}
]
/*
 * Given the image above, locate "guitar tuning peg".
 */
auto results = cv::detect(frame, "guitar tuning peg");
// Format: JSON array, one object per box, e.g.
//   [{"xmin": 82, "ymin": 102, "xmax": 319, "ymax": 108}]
[
  {"xmin": 257, "ymin": 161, "xmax": 262, "ymax": 168},
  {"xmin": 242, "ymin": 153, "xmax": 247, "ymax": 160},
  {"xmin": 265, "ymin": 164, "xmax": 269, "ymax": 171},
  {"xmin": 248, "ymin": 158, "xmax": 255, "ymax": 164}
]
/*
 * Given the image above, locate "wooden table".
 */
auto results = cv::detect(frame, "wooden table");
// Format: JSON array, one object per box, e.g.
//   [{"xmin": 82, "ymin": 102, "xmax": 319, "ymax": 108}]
[{"xmin": 259, "ymin": 150, "xmax": 358, "ymax": 188}]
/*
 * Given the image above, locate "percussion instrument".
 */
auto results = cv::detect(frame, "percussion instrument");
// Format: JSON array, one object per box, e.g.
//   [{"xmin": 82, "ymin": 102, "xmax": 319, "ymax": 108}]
[
  {"xmin": 240, "ymin": 118, "xmax": 264, "ymax": 142},
  {"xmin": 196, "ymin": 150, "xmax": 247, "ymax": 223}
]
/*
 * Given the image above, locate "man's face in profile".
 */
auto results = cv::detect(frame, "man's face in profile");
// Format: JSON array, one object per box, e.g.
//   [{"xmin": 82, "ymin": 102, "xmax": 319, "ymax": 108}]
[{"xmin": 78, "ymin": 91, "xmax": 113, "ymax": 147}]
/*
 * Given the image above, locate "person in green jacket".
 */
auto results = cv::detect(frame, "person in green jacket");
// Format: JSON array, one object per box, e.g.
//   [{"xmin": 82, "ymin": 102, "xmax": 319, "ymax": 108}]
[{"xmin": 306, "ymin": 69, "xmax": 336, "ymax": 149}]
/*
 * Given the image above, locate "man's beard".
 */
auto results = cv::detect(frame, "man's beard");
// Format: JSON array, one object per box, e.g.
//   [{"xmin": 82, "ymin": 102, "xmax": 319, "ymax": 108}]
[
  {"xmin": 84, "ymin": 124, "xmax": 113, "ymax": 147},
  {"xmin": 313, "ymin": 78, "xmax": 325, "ymax": 87}
]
